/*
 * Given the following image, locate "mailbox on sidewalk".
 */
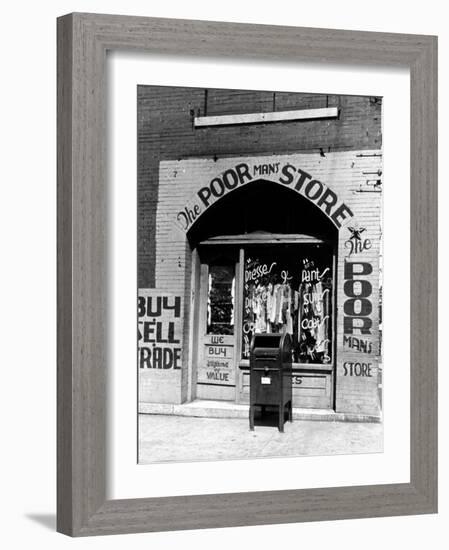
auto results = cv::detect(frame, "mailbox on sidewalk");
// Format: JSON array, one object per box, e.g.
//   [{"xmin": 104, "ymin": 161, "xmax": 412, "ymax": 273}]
[{"xmin": 249, "ymin": 333, "xmax": 293, "ymax": 432}]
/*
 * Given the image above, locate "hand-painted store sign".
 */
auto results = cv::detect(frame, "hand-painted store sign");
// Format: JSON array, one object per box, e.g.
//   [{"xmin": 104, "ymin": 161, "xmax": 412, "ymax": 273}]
[
  {"xmin": 201, "ymin": 356, "xmax": 234, "ymax": 384},
  {"xmin": 343, "ymin": 335, "xmax": 373, "ymax": 354},
  {"xmin": 344, "ymin": 226, "xmax": 372, "ymax": 257},
  {"xmin": 205, "ymin": 345, "xmax": 232, "ymax": 358},
  {"xmin": 176, "ymin": 161, "xmax": 354, "ymax": 232},
  {"xmin": 343, "ymin": 362, "xmax": 373, "ymax": 377},
  {"xmin": 343, "ymin": 261, "xmax": 373, "ymax": 336},
  {"xmin": 199, "ymin": 335, "xmax": 235, "ymax": 386},
  {"xmin": 138, "ymin": 290, "xmax": 182, "ymax": 370}
]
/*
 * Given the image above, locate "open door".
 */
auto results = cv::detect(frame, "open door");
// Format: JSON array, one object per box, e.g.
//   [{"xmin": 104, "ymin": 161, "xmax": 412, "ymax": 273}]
[{"xmin": 195, "ymin": 248, "xmax": 239, "ymax": 401}]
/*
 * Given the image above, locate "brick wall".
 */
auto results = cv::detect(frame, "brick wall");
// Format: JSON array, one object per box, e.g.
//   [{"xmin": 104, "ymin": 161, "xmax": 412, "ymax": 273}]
[
  {"xmin": 138, "ymin": 86, "xmax": 382, "ymax": 287},
  {"xmin": 138, "ymin": 87, "xmax": 382, "ymax": 415},
  {"xmin": 139, "ymin": 151, "xmax": 381, "ymax": 414}
]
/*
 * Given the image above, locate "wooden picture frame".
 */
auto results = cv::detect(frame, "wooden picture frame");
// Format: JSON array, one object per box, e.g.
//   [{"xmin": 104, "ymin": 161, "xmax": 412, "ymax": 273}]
[{"xmin": 57, "ymin": 12, "xmax": 438, "ymax": 536}]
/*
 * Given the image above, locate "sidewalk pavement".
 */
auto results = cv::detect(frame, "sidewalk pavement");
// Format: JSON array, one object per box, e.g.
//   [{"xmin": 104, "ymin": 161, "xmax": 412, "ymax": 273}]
[{"xmin": 138, "ymin": 412, "xmax": 383, "ymax": 464}]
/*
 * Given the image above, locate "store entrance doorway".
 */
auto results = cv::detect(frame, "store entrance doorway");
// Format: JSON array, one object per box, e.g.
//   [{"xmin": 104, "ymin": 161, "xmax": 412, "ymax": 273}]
[
  {"xmin": 188, "ymin": 179, "xmax": 338, "ymax": 408},
  {"xmin": 196, "ymin": 246, "xmax": 239, "ymax": 401}
]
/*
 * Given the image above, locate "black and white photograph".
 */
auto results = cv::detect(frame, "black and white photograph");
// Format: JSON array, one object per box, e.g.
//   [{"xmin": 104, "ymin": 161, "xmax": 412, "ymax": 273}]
[
  {"xmin": 137, "ymin": 85, "xmax": 383, "ymax": 463},
  {"xmin": 1, "ymin": 0, "xmax": 442, "ymax": 545}
]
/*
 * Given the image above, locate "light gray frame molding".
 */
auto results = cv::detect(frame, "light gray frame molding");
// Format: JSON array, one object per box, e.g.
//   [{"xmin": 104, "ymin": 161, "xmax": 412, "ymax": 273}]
[{"xmin": 57, "ymin": 12, "xmax": 438, "ymax": 536}]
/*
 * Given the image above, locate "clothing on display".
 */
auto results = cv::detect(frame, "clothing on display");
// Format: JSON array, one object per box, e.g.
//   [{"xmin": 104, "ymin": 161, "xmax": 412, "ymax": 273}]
[{"xmin": 242, "ymin": 254, "xmax": 332, "ymax": 364}]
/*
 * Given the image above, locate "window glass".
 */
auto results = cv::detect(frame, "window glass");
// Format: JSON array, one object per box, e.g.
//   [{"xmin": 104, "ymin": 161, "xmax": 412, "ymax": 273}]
[
  {"xmin": 207, "ymin": 265, "xmax": 235, "ymax": 335},
  {"xmin": 242, "ymin": 245, "xmax": 332, "ymax": 364}
]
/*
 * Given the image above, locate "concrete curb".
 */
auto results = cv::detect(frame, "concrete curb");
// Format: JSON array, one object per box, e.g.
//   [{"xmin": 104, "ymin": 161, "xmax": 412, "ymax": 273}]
[{"xmin": 139, "ymin": 400, "xmax": 382, "ymax": 423}]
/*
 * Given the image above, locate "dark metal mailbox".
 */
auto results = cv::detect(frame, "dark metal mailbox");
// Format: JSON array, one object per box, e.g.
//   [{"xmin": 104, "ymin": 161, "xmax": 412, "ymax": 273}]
[{"xmin": 249, "ymin": 333, "xmax": 293, "ymax": 432}]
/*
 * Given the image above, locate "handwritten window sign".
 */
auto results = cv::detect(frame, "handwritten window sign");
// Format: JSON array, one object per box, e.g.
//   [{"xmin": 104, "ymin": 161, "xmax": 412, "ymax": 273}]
[
  {"xmin": 205, "ymin": 344, "xmax": 232, "ymax": 358},
  {"xmin": 242, "ymin": 246, "xmax": 333, "ymax": 364},
  {"xmin": 200, "ymin": 356, "xmax": 234, "ymax": 385},
  {"xmin": 198, "ymin": 335, "xmax": 235, "ymax": 386},
  {"xmin": 138, "ymin": 290, "xmax": 182, "ymax": 370}
]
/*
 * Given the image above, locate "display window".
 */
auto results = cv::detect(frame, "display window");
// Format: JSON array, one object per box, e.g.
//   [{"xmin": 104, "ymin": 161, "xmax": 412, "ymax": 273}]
[
  {"xmin": 207, "ymin": 264, "xmax": 235, "ymax": 335},
  {"xmin": 241, "ymin": 244, "xmax": 333, "ymax": 365}
]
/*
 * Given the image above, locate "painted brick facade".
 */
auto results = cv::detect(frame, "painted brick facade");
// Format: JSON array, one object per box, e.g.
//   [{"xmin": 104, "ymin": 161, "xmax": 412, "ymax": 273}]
[
  {"xmin": 138, "ymin": 86, "xmax": 382, "ymax": 287},
  {"xmin": 138, "ymin": 87, "xmax": 382, "ymax": 418}
]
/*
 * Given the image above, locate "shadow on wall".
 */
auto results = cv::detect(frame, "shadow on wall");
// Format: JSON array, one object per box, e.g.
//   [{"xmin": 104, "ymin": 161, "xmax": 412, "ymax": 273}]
[{"xmin": 25, "ymin": 513, "xmax": 56, "ymax": 531}]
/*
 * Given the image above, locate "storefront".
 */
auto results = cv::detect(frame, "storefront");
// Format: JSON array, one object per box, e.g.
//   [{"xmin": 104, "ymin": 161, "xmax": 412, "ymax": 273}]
[{"xmin": 138, "ymin": 150, "xmax": 382, "ymax": 420}]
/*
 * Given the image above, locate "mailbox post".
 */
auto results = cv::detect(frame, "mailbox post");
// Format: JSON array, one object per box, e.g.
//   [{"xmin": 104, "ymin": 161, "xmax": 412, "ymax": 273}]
[{"xmin": 249, "ymin": 333, "xmax": 293, "ymax": 432}]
